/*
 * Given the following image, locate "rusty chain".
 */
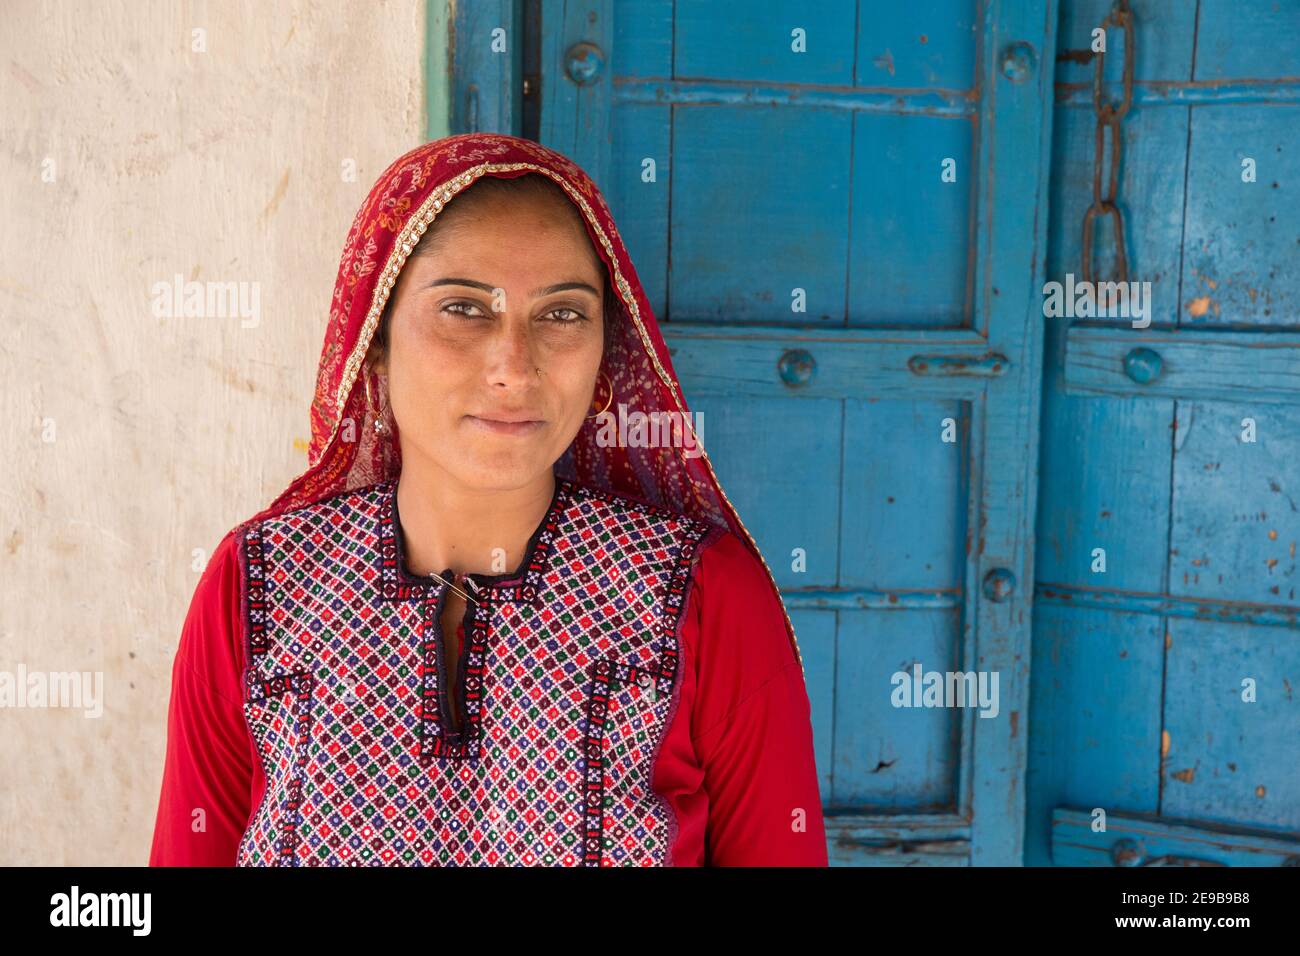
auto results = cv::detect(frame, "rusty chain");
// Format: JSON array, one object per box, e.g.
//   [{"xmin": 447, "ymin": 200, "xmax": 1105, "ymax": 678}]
[{"xmin": 1081, "ymin": 0, "xmax": 1135, "ymax": 286}]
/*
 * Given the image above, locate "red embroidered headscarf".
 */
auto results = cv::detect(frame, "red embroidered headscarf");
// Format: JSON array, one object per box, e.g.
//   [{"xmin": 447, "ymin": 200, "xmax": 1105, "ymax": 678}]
[{"xmin": 244, "ymin": 132, "xmax": 802, "ymax": 668}]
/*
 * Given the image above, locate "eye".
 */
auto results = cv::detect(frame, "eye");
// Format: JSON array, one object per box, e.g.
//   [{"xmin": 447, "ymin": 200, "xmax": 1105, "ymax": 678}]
[
  {"xmin": 443, "ymin": 300, "xmax": 488, "ymax": 319},
  {"xmin": 544, "ymin": 307, "xmax": 587, "ymax": 325}
]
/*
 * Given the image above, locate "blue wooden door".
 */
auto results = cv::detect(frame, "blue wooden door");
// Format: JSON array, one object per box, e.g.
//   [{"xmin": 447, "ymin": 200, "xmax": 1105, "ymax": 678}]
[
  {"xmin": 445, "ymin": 0, "xmax": 1058, "ymax": 865},
  {"xmin": 1030, "ymin": 0, "xmax": 1300, "ymax": 866}
]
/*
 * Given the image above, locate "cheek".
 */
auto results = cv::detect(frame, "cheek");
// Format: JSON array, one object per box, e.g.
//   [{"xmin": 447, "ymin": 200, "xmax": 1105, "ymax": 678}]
[
  {"xmin": 389, "ymin": 327, "xmax": 473, "ymax": 404},
  {"xmin": 542, "ymin": 337, "xmax": 603, "ymax": 414},
  {"xmin": 383, "ymin": 353, "xmax": 459, "ymax": 449}
]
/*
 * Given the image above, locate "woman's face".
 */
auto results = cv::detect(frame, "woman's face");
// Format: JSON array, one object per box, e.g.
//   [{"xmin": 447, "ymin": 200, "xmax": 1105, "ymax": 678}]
[{"xmin": 372, "ymin": 188, "xmax": 606, "ymax": 493}]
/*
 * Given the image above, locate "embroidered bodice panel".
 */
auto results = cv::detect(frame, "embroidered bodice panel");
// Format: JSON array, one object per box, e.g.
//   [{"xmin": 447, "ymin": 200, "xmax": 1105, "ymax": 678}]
[{"xmin": 234, "ymin": 477, "xmax": 716, "ymax": 866}]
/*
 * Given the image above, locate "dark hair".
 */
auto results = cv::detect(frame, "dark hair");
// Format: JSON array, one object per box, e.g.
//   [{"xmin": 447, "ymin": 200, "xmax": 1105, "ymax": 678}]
[{"xmin": 367, "ymin": 173, "xmax": 616, "ymax": 367}]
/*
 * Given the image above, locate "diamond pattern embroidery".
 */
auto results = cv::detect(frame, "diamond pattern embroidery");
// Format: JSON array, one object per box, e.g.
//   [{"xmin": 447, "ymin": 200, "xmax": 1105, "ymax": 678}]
[{"xmin": 236, "ymin": 478, "xmax": 714, "ymax": 866}]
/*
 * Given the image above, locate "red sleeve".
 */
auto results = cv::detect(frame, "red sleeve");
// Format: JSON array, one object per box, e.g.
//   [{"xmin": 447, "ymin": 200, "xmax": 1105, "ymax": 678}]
[
  {"xmin": 685, "ymin": 530, "xmax": 828, "ymax": 866},
  {"xmin": 148, "ymin": 529, "xmax": 255, "ymax": 866}
]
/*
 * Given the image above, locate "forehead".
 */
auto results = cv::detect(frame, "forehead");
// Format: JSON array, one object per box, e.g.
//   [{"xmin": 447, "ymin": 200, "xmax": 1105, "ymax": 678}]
[
  {"xmin": 450, "ymin": 184, "xmax": 586, "ymax": 235},
  {"xmin": 417, "ymin": 191, "xmax": 605, "ymax": 277}
]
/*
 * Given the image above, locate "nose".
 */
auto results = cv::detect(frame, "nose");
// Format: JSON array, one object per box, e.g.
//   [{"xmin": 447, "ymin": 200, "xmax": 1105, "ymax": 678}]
[{"xmin": 485, "ymin": 315, "xmax": 540, "ymax": 390}]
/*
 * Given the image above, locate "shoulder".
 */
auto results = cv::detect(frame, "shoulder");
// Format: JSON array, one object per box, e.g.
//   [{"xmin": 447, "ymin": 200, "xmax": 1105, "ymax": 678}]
[
  {"xmin": 563, "ymin": 479, "xmax": 719, "ymax": 547},
  {"xmin": 191, "ymin": 484, "xmax": 375, "ymax": 644},
  {"xmin": 228, "ymin": 484, "xmax": 392, "ymax": 572},
  {"xmin": 685, "ymin": 529, "xmax": 799, "ymax": 677},
  {"xmin": 692, "ymin": 527, "xmax": 775, "ymax": 593},
  {"xmin": 239, "ymin": 481, "xmax": 389, "ymax": 536},
  {"xmin": 683, "ymin": 527, "xmax": 791, "ymax": 640},
  {"xmin": 560, "ymin": 481, "xmax": 776, "ymax": 600}
]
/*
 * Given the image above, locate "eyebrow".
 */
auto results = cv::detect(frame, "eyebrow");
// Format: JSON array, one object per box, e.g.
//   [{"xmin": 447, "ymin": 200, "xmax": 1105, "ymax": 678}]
[{"xmin": 426, "ymin": 277, "xmax": 601, "ymax": 297}]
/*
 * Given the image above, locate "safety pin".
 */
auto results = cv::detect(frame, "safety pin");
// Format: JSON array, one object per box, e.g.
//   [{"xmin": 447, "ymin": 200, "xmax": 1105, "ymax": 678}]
[{"xmin": 428, "ymin": 570, "xmax": 479, "ymax": 606}]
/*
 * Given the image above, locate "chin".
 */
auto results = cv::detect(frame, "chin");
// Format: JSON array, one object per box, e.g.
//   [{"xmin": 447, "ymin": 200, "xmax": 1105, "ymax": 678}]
[{"xmin": 455, "ymin": 451, "xmax": 552, "ymax": 491}]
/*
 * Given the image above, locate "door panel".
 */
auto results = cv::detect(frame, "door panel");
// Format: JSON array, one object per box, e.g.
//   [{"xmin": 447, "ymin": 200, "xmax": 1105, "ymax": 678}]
[
  {"xmin": 1170, "ymin": 403, "xmax": 1300, "ymax": 607},
  {"xmin": 669, "ymin": 105, "xmax": 854, "ymax": 325},
  {"xmin": 840, "ymin": 399, "xmax": 969, "ymax": 594},
  {"xmin": 1181, "ymin": 104, "xmax": 1300, "ymax": 329},
  {"xmin": 1164, "ymin": 619, "xmax": 1300, "ymax": 831},
  {"xmin": 834, "ymin": 608, "xmax": 963, "ymax": 808},
  {"xmin": 690, "ymin": 394, "xmax": 844, "ymax": 587},
  {"xmin": 849, "ymin": 113, "xmax": 975, "ymax": 328},
  {"xmin": 1030, "ymin": 605, "xmax": 1166, "ymax": 815},
  {"xmin": 674, "ymin": 1, "xmax": 859, "ymax": 84},
  {"xmin": 1031, "ymin": 0, "xmax": 1300, "ymax": 866}
]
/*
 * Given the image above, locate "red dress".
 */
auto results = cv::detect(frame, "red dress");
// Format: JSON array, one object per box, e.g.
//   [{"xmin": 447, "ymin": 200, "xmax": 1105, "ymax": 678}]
[{"xmin": 149, "ymin": 525, "xmax": 827, "ymax": 867}]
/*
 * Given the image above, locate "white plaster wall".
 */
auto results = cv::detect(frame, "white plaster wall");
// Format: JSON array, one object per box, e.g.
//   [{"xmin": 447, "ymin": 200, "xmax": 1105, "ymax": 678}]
[{"xmin": 0, "ymin": 0, "xmax": 437, "ymax": 864}]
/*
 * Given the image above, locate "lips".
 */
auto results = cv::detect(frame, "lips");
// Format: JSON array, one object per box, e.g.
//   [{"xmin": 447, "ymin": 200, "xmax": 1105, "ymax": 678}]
[{"xmin": 466, "ymin": 413, "xmax": 545, "ymax": 436}]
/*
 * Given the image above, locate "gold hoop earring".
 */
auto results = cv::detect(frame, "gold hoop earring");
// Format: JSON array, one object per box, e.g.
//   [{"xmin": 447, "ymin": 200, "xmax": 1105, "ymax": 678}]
[
  {"xmin": 364, "ymin": 370, "xmax": 390, "ymax": 435},
  {"xmin": 585, "ymin": 370, "xmax": 613, "ymax": 420}
]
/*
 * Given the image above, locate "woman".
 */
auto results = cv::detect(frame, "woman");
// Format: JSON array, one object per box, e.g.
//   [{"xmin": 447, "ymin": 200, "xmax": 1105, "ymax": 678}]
[{"xmin": 149, "ymin": 133, "xmax": 826, "ymax": 867}]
